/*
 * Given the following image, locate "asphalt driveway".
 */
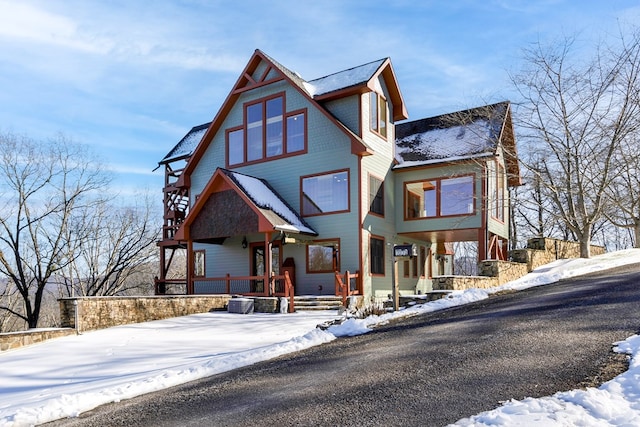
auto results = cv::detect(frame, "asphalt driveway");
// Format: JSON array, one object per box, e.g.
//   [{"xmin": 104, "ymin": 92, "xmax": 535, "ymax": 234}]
[{"xmin": 49, "ymin": 263, "xmax": 640, "ymax": 427}]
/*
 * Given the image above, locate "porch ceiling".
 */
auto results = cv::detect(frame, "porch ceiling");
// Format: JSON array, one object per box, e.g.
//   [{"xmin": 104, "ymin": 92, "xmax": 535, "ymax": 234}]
[{"xmin": 398, "ymin": 228, "xmax": 480, "ymax": 243}]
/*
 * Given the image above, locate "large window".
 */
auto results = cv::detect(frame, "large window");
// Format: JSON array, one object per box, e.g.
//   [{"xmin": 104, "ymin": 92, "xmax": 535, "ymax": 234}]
[
  {"xmin": 301, "ymin": 170, "xmax": 349, "ymax": 216},
  {"xmin": 227, "ymin": 93, "xmax": 306, "ymax": 166},
  {"xmin": 405, "ymin": 175, "xmax": 475, "ymax": 219},
  {"xmin": 227, "ymin": 128, "xmax": 244, "ymax": 165},
  {"xmin": 369, "ymin": 174, "xmax": 384, "ymax": 216},
  {"xmin": 370, "ymin": 92, "xmax": 388, "ymax": 139},
  {"xmin": 307, "ymin": 240, "xmax": 339, "ymax": 273},
  {"xmin": 370, "ymin": 235, "xmax": 385, "ymax": 275}
]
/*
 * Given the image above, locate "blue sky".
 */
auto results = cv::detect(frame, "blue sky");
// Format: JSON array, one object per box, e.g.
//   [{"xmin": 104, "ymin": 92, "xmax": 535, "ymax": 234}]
[{"xmin": 0, "ymin": 0, "xmax": 638, "ymax": 200}]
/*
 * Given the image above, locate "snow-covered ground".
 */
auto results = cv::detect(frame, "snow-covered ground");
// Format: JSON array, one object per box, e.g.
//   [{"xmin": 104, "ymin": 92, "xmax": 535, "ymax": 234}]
[{"xmin": 1, "ymin": 249, "xmax": 639, "ymax": 427}]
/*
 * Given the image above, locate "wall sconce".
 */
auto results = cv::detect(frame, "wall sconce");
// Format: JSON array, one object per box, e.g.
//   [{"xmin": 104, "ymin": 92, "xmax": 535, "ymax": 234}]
[{"xmin": 242, "ymin": 236, "xmax": 248, "ymax": 249}]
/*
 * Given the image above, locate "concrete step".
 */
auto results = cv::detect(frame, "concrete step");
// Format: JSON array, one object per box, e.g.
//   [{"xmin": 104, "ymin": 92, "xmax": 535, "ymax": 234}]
[{"xmin": 294, "ymin": 296, "xmax": 343, "ymax": 311}]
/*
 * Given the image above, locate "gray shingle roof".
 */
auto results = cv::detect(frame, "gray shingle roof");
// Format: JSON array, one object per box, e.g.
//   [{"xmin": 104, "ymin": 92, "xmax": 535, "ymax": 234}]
[
  {"xmin": 306, "ymin": 58, "xmax": 386, "ymax": 96},
  {"xmin": 159, "ymin": 122, "xmax": 210, "ymax": 165},
  {"xmin": 394, "ymin": 102, "xmax": 509, "ymax": 168}
]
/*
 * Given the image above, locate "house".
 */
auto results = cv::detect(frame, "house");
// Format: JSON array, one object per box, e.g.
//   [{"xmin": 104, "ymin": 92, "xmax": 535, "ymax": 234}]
[{"xmin": 155, "ymin": 49, "xmax": 521, "ymax": 303}]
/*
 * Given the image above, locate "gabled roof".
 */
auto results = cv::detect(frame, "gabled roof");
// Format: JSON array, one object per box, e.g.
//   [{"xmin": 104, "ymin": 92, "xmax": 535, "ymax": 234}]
[
  {"xmin": 175, "ymin": 168, "xmax": 316, "ymax": 241},
  {"xmin": 307, "ymin": 57, "xmax": 408, "ymax": 121},
  {"xmin": 223, "ymin": 169, "xmax": 317, "ymax": 235},
  {"xmin": 393, "ymin": 101, "xmax": 521, "ymax": 186},
  {"xmin": 159, "ymin": 122, "xmax": 210, "ymax": 165},
  {"xmin": 161, "ymin": 50, "xmax": 409, "ymax": 177}
]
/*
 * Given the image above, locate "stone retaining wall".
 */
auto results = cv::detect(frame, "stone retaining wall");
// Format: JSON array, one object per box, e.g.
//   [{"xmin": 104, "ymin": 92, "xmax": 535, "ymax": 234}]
[
  {"xmin": 59, "ymin": 295, "xmax": 232, "ymax": 332},
  {"xmin": 526, "ymin": 237, "xmax": 605, "ymax": 258},
  {"xmin": 509, "ymin": 248, "xmax": 555, "ymax": 272},
  {"xmin": 0, "ymin": 328, "xmax": 76, "ymax": 352},
  {"xmin": 437, "ymin": 237, "xmax": 607, "ymax": 294},
  {"xmin": 478, "ymin": 260, "xmax": 529, "ymax": 286},
  {"xmin": 510, "ymin": 238, "xmax": 605, "ymax": 272},
  {"xmin": 432, "ymin": 275, "xmax": 498, "ymax": 291}
]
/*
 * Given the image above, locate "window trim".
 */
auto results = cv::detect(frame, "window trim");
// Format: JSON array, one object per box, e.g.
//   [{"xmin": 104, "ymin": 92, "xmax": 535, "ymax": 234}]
[
  {"xmin": 404, "ymin": 174, "xmax": 476, "ymax": 220},
  {"xmin": 306, "ymin": 238, "xmax": 340, "ymax": 274},
  {"xmin": 300, "ymin": 169, "xmax": 350, "ymax": 217},
  {"xmin": 369, "ymin": 91, "xmax": 388, "ymax": 140},
  {"xmin": 492, "ymin": 163, "xmax": 505, "ymax": 223},
  {"xmin": 368, "ymin": 173, "xmax": 385, "ymax": 217},
  {"xmin": 369, "ymin": 234, "xmax": 385, "ymax": 276},
  {"xmin": 226, "ymin": 92, "xmax": 308, "ymax": 167}
]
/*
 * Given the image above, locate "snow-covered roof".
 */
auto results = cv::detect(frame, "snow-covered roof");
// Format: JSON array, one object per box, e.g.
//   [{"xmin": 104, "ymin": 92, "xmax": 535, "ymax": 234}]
[
  {"xmin": 223, "ymin": 169, "xmax": 317, "ymax": 236},
  {"xmin": 394, "ymin": 102, "xmax": 508, "ymax": 169},
  {"xmin": 306, "ymin": 58, "xmax": 386, "ymax": 97},
  {"xmin": 159, "ymin": 122, "xmax": 210, "ymax": 165}
]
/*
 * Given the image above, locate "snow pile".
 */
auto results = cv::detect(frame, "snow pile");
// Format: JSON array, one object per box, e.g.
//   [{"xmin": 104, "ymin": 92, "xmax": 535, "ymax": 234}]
[
  {"xmin": 0, "ymin": 312, "xmax": 338, "ymax": 427},
  {"xmin": 0, "ymin": 249, "xmax": 639, "ymax": 426},
  {"xmin": 451, "ymin": 334, "xmax": 640, "ymax": 426}
]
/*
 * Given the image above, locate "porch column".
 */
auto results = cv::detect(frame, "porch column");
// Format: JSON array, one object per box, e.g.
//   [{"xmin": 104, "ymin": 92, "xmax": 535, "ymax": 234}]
[
  {"xmin": 477, "ymin": 228, "xmax": 486, "ymax": 265},
  {"xmin": 264, "ymin": 232, "xmax": 272, "ymax": 296},
  {"xmin": 186, "ymin": 240, "xmax": 194, "ymax": 295}
]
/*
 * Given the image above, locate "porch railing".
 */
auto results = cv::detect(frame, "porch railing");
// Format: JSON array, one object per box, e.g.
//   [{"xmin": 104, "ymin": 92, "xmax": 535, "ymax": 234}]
[
  {"xmin": 192, "ymin": 271, "xmax": 295, "ymax": 312},
  {"xmin": 154, "ymin": 278, "xmax": 187, "ymax": 295},
  {"xmin": 334, "ymin": 270, "xmax": 361, "ymax": 306}
]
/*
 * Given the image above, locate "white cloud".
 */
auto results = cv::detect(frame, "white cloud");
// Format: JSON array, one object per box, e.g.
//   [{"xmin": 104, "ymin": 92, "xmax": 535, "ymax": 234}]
[
  {"xmin": 0, "ymin": 1, "xmax": 245, "ymax": 73},
  {"xmin": 0, "ymin": 1, "xmax": 113, "ymax": 54}
]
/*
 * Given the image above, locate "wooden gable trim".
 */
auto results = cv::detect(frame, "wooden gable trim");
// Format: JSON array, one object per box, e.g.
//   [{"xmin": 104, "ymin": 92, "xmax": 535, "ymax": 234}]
[
  {"xmin": 175, "ymin": 168, "xmax": 281, "ymax": 241},
  {"xmin": 497, "ymin": 104, "xmax": 522, "ymax": 187},
  {"xmin": 377, "ymin": 59, "xmax": 408, "ymax": 121},
  {"xmin": 182, "ymin": 49, "xmax": 373, "ymax": 183}
]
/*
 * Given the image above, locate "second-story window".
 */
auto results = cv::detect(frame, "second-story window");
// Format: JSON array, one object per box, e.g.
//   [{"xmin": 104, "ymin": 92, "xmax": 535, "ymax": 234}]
[
  {"xmin": 370, "ymin": 92, "xmax": 388, "ymax": 139},
  {"xmin": 228, "ymin": 93, "xmax": 306, "ymax": 166},
  {"xmin": 369, "ymin": 174, "xmax": 384, "ymax": 216},
  {"xmin": 405, "ymin": 175, "xmax": 475, "ymax": 219},
  {"xmin": 301, "ymin": 170, "xmax": 349, "ymax": 216}
]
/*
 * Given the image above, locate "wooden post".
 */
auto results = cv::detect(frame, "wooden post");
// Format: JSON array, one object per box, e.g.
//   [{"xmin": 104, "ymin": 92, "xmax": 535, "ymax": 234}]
[
  {"xmin": 392, "ymin": 258, "xmax": 399, "ymax": 311},
  {"xmin": 285, "ymin": 271, "xmax": 295, "ymax": 313},
  {"xmin": 186, "ymin": 241, "xmax": 194, "ymax": 295},
  {"xmin": 265, "ymin": 232, "xmax": 272, "ymax": 297}
]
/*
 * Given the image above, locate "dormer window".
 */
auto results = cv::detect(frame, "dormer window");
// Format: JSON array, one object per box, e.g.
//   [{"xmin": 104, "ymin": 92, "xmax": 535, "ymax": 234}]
[
  {"xmin": 370, "ymin": 92, "xmax": 388, "ymax": 139},
  {"xmin": 227, "ymin": 92, "xmax": 307, "ymax": 166}
]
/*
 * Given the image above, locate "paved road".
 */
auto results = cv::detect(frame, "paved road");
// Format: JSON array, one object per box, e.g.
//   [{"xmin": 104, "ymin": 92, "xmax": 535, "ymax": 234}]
[{"xmin": 50, "ymin": 263, "xmax": 640, "ymax": 427}]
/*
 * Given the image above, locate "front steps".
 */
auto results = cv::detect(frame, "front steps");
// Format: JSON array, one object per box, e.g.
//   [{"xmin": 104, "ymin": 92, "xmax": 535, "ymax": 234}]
[{"xmin": 294, "ymin": 295, "xmax": 343, "ymax": 311}]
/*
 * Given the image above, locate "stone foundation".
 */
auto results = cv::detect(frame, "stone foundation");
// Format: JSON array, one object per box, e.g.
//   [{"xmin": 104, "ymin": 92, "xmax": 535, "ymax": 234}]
[
  {"xmin": 59, "ymin": 295, "xmax": 232, "ymax": 332},
  {"xmin": 1, "ymin": 328, "xmax": 76, "ymax": 352}
]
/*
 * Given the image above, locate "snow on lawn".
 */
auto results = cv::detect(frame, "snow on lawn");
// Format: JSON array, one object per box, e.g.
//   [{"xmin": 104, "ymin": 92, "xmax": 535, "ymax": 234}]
[{"xmin": 1, "ymin": 249, "xmax": 639, "ymax": 426}]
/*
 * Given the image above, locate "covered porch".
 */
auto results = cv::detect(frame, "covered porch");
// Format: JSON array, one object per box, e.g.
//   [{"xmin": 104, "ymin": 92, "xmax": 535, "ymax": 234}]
[{"xmin": 167, "ymin": 167, "xmax": 361, "ymax": 307}]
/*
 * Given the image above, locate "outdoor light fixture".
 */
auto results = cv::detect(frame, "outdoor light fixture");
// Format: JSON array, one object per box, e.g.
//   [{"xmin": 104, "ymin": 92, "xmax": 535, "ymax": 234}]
[{"xmin": 242, "ymin": 236, "xmax": 248, "ymax": 249}]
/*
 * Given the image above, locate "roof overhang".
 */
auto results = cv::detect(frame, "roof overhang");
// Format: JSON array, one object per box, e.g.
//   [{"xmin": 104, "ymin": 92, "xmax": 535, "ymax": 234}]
[{"xmin": 175, "ymin": 168, "xmax": 317, "ymax": 241}]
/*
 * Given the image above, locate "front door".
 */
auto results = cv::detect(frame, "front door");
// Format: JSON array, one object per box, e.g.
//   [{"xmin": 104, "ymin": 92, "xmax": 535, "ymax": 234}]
[{"xmin": 251, "ymin": 243, "xmax": 280, "ymax": 293}]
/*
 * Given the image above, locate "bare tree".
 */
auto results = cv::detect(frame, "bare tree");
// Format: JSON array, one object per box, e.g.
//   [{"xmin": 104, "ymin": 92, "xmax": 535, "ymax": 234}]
[
  {"xmin": 57, "ymin": 196, "xmax": 159, "ymax": 297},
  {"xmin": 605, "ymin": 137, "xmax": 640, "ymax": 247},
  {"xmin": 0, "ymin": 279, "xmax": 24, "ymax": 332},
  {"xmin": 511, "ymin": 31, "xmax": 640, "ymax": 257},
  {"xmin": 0, "ymin": 132, "xmax": 110, "ymax": 328}
]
